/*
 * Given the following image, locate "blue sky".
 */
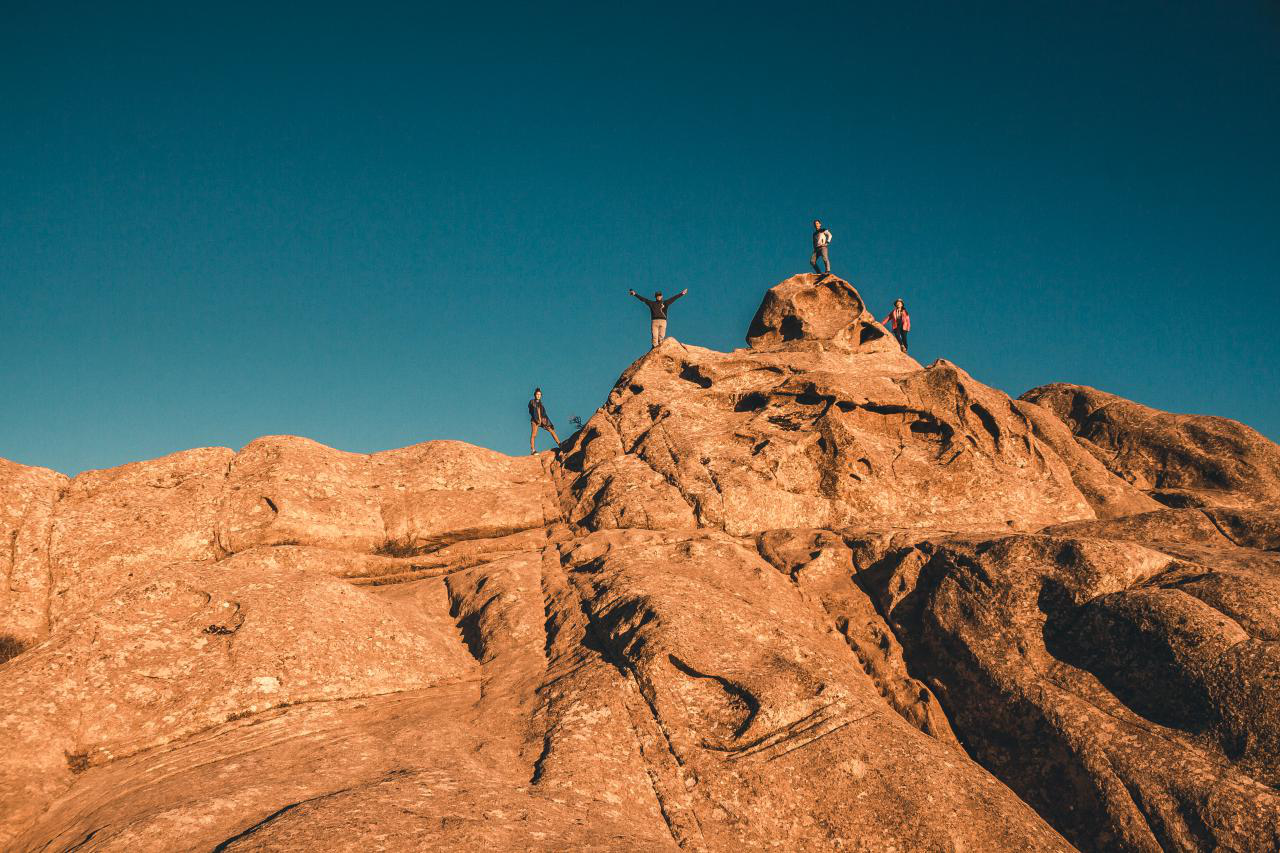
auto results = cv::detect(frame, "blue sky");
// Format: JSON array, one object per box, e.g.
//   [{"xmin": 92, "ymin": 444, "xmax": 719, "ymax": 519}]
[{"xmin": 3, "ymin": 2, "xmax": 1278, "ymax": 475}]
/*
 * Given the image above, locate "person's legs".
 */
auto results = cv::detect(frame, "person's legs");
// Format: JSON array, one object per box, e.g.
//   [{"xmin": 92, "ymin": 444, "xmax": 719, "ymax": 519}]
[
  {"xmin": 548, "ymin": 426, "xmax": 561, "ymax": 447},
  {"xmin": 895, "ymin": 328, "xmax": 908, "ymax": 352},
  {"xmin": 819, "ymin": 245, "xmax": 830, "ymax": 274},
  {"xmin": 651, "ymin": 318, "xmax": 667, "ymax": 348},
  {"xmin": 810, "ymin": 249, "xmax": 820, "ymax": 273},
  {"xmin": 529, "ymin": 421, "xmax": 539, "ymax": 454}
]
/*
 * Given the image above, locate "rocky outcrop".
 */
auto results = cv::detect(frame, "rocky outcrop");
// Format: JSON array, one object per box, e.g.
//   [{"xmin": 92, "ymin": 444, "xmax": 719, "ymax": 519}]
[
  {"xmin": 556, "ymin": 279, "xmax": 1097, "ymax": 536},
  {"xmin": 1022, "ymin": 382, "xmax": 1280, "ymax": 510},
  {"xmin": 848, "ymin": 525, "xmax": 1280, "ymax": 851},
  {"xmin": 1, "ymin": 274, "xmax": 1277, "ymax": 851}
]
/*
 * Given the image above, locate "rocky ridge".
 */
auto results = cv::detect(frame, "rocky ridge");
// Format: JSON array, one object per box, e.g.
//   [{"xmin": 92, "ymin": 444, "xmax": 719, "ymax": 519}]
[{"xmin": 2, "ymin": 273, "xmax": 1277, "ymax": 852}]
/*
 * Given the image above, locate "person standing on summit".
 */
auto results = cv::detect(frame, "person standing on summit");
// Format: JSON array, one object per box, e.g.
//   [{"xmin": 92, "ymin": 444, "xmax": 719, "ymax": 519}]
[
  {"xmin": 628, "ymin": 288, "xmax": 688, "ymax": 349},
  {"xmin": 528, "ymin": 388, "xmax": 561, "ymax": 454},
  {"xmin": 810, "ymin": 219, "xmax": 833, "ymax": 275}
]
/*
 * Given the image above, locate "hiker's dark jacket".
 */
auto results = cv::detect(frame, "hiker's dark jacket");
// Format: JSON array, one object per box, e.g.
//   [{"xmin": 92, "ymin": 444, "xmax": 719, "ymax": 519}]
[
  {"xmin": 632, "ymin": 292, "xmax": 683, "ymax": 320},
  {"xmin": 529, "ymin": 398, "xmax": 553, "ymax": 427}
]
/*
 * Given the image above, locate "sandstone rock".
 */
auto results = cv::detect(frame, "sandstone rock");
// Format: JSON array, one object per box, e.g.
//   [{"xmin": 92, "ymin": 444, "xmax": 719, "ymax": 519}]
[
  {"xmin": 217, "ymin": 436, "xmax": 383, "ymax": 553},
  {"xmin": 1022, "ymin": 382, "xmax": 1280, "ymax": 510},
  {"xmin": 0, "ymin": 459, "xmax": 66, "ymax": 648},
  {"xmin": 0, "ymin": 555, "xmax": 476, "ymax": 849},
  {"xmin": 853, "ymin": 530, "xmax": 1280, "ymax": 851},
  {"xmin": 49, "ymin": 447, "xmax": 232, "ymax": 629},
  {"xmin": 1045, "ymin": 506, "xmax": 1280, "ymax": 552},
  {"xmin": 370, "ymin": 440, "xmax": 554, "ymax": 549},
  {"xmin": 551, "ymin": 528, "xmax": 1069, "ymax": 851},
  {"xmin": 1013, "ymin": 398, "xmax": 1163, "ymax": 519},
  {"xmin": 746, "ymin": 273, "xmax": 901, "ymax": 354},
  {"xmin": 3, "ymin": 273, "xmax": 1279, "ymax": 851},
  {"xmin": 557, "ymin": 327, "xmax": 1095, "ymax": 536}
]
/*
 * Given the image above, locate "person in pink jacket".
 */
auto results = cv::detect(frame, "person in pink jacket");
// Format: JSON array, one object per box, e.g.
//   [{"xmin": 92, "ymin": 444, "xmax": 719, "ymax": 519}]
[{"xmin": 882, "ymin": 298, "xmax": 910, "ymax": 352}]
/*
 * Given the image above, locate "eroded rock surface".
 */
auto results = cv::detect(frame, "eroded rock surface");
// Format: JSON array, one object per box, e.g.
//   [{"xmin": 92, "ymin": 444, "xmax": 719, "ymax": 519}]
[
  {"xmin": 1023, "ymin": 382, "xmax": 1280, "ymax": 510},
  {"xmin": 2, "ymin": 275, "xmax": 1277, "ymax": 851}
]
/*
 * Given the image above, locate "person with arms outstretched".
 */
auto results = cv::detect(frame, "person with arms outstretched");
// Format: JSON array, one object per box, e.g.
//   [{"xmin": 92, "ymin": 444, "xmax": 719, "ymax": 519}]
[
  {"xmin": 629, "ymin": 288, "xmax": 688, "ymax": 349},
  {"xmin": 528, "ymin": 387, "xmax": 561, "ymax": 454},
  {"xmin": 811, "ymin": 219, "xmax": 833, "ymax": 275},
  {"xmin": 882, "ymin": 298, "xmax": 910, "ymax": 353}
]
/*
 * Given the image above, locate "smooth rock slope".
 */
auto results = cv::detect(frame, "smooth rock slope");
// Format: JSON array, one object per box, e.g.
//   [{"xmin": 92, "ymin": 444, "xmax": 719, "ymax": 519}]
[{"xmin": 2, "ymin": 274, "xmax": 1277, "ymax": 852}]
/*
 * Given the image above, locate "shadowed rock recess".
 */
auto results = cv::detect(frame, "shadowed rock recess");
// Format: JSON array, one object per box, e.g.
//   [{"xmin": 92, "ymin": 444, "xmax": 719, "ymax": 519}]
[{"xmin": 2, "ymin": 273, "xmax": 1277, "ymax": 852}]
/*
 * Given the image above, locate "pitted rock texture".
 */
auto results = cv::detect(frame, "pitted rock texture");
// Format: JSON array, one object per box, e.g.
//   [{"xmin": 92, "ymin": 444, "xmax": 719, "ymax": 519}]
[
  {"xmin": 1, "ymin": 275, "xmax": 1277, "ymax": 852},
  {"xmin": 746, "ymin": 273, "xmax": 899, "ymax": 353}
]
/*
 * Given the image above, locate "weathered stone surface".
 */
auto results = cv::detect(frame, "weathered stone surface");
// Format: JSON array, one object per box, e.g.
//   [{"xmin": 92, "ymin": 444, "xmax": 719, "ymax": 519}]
[
  {"xmin": 1022, "ymin": 382, "xmax": 1280, "ymax": 510},
  {"xmin": 746, "ymin": 273, "xmax": 902, "ymax": 354},
  {"xmin": 0, "ymin": 556, "xmax": 476, "ymax": 849},
  {"xmin": 853, "ymin": 530, "xmax": 1280, "ymax": 851},
  {"xmin": 49, "ymin": 447, "xmax": 232, "ymax": 628},
  {"xmin": 549, "ymin": 528, "xmax": 1070, "ymax": 851},
  {"xmin": 1013, "ymin": 397, "xmax": 1163, "ymax": 519},
  {"xmin": 0, "ymin": 459, "xmax": 67, "ymax": 649},
  {"xmin": 2, "ymin": 273, "xmax": 1279, "ymax": 851},
  {"xmin": 557, "ymin": 318, "xmax": 1096, "ymax": 535},
  {"xmin": 217, "ymin": 436, "xmax": 383, "ymax": 553},
  {"xmin": 370, "ymin": 440, "xmax": 553, "ymax": 549}
]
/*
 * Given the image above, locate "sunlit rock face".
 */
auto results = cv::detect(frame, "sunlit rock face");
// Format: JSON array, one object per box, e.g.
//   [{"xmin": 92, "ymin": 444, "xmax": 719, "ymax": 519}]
[{"xmin": 2, "ymin": 274, "xmax": 1277, "ymax": 852}]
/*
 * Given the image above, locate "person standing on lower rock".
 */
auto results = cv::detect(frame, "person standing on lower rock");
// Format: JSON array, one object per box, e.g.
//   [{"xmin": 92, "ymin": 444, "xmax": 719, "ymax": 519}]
[
  {"xmin": 811, "ymin": 219, "xmax": 833, "ymax": 275},
  {"xmin": 528, "ymin": 388, "xmax": 561, "ymax": 454},
  {"xmin": 882, "ymin": 298, "xmax": 910, "ymax": 352},
  {"xmin": 629, "ymin": 288, "xmax": 688, "ymax": 349}
]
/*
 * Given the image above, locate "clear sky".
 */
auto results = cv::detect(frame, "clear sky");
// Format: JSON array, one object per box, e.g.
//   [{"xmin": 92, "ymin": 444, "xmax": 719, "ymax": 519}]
[{"xmin": 3, "ymin": 2, "xmax": 1278, "ymax": 475}]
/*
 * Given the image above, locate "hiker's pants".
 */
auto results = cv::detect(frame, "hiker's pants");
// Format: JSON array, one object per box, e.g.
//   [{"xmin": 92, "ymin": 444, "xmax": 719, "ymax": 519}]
[
  {"xmin": 893, "ymin": 328, "xmax": 908, "ymax": 351},
  {"xmin": 810, "ymin": 245, "xmax": 830, "ymax": 273},
  {"xmin": 651, "ymin": 319, "xmax": 667, "ymax": 348}
]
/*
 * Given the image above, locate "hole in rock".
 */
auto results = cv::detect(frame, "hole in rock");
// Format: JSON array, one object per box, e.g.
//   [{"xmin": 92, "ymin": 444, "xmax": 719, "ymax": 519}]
[
  {"xmin": 735, "ymin": 392, "xmax": 769, "ymax": 412},
  {"xmin": 679, "ymin": 363, "xmax": 713, "ymax": 388},
  {"xmin": 796, "ymin": 389, "xmax": 831, "ymax": 406},
  {"xmin": 909, "ymin": 420, "xmax": 945, "ymax": 436},
  {"xmin": 780, "ymin": 315, "xmax": 805, "ymax": 341}
]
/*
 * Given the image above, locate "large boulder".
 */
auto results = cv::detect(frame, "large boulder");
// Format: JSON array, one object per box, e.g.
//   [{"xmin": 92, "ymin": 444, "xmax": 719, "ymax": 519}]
[{"xmin": 746, "ymin": 273, "xmax": 901, "ymax": 353}]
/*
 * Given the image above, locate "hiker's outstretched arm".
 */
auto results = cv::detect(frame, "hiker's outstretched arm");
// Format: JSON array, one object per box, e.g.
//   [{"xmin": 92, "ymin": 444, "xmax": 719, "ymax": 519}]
[
  {"xmin": 631, "ymin": 292, "xmax": 652, "ymax": 306},
  {"xmin": 666, "ymin": 290, "xmax": 686, "ymax": 305}
]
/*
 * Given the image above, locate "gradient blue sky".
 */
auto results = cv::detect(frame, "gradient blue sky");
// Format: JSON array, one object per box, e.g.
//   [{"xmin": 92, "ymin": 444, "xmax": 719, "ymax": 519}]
[{"xmin": 4, "ymin": 2, "xmax": 1278, "ymax": 475}]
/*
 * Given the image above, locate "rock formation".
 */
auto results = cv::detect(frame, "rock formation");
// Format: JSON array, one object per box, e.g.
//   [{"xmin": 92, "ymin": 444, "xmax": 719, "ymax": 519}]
[{"xmin": 1, "ymin": 273, "xmax": 1277, "ymax": 852}]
